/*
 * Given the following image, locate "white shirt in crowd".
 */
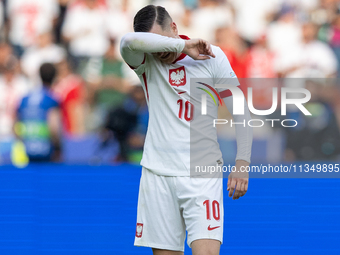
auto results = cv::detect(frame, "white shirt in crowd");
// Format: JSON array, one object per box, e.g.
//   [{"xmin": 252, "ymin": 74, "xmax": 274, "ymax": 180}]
[
  {"xmin": 62, "ymin": 3, "xmax": 110, "ymax": 57},
  {"xmin": 21, "ymin": 44, "xmax": 66, "ymax": 85},
  {"xmin": 7, "ymin": 0, "xmax": 59, "ymax": 47},
  {"xmin": 289, "ymin": 40, "xmax": 338, "ymax": 78},
  {"xmin": 230, "ymin": 0, "xmax": 281, "ymax": 42},
  {"xmin": 190, "ymin": 5, "xmax": 234, "ymax": 43},
  {"xmin": 267, "ymin": 20, "xmax": 303, "ymax": 73}
]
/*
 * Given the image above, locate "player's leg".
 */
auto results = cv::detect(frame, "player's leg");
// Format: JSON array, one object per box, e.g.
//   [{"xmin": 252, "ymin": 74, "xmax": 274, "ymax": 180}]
[
  {"xmin": 152, "ymin": 248, "xmax": 184, "ymax": 255},
  {"xmin": 191, "ymin": 239, "xmax": 220, "ymax": 255},
  {"xmin": 177, "ymin": 177, "xmax": 224, "ymax": 255},
  {"xmin": 134, "ymin": 167, "xmax": 186, "ymax": 252}
]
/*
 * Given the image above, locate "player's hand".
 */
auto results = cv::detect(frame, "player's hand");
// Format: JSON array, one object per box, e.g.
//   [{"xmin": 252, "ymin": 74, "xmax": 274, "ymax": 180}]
[
  {"xmin": 182, "ymin": 39, "xmax": 216, "ymax": 60},
  {"xmin": 227, "ymin": 160, "xmax": 249, "ymax": 200}
]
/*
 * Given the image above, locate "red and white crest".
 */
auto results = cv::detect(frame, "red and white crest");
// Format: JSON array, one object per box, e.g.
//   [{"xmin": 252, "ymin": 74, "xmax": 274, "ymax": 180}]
[
  {"xmin": 135, "ymin": 223, "xmax": 143, "ymax": 238},
  {"xmin": 169, "ymin": 66, "xmax": 186, "ymax": 87}
]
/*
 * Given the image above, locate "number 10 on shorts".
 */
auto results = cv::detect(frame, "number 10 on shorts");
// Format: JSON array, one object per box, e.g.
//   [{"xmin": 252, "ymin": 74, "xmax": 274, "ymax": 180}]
[{"xmin": 203, "ymin": 200, "xmax": 220, "ymax": 221}]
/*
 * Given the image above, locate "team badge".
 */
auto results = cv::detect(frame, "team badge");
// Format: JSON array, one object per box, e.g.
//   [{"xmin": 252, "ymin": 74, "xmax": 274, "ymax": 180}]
[
  {"xmin": 169, "ymin": 66, "xmax": 186, "ymax": 87},
  {"xmin": 135, "ymin": 223, "xmax": 143, "ymax": 238}
]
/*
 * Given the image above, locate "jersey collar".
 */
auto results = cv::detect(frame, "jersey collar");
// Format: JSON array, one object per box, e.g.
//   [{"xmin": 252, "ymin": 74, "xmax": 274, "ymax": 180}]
[{"xmin": 172, "ymin": 35, "xmax": 190, "ymax": 64}]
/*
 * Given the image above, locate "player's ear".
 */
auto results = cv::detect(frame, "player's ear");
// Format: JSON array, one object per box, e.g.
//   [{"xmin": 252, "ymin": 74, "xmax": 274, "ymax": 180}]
[{"xmin": 171, "ymin": 22, "xmax": 178, "ymax": 36}]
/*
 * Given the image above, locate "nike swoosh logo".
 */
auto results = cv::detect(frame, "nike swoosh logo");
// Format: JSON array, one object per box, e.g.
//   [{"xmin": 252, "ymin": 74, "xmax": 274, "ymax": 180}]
[{"xmin": 207, "ymin": 225, "xmax": 220, "ymax": 231}]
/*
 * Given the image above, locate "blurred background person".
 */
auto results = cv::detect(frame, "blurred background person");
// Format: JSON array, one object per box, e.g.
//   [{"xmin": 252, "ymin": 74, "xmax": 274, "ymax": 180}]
[
  {"xmin": 15, "ymin": 63, "xmax": 61, "ymax": 162},
  {"xmin": 287, "ymin": 22, "xmax": 338, "ymax": 78},
  {"xmin": 285, "ymin": 79, "xmax": 340, "ymax": 161},
  {"xmin": 53, "ymin": 59, "xmax": 86, "ymax": 136},
  {"xmin": 191, "ymin": 0, "xmax": 234, "ymax": 42},
  {"xmin": 21, "ymin": 30, "xmax": 66, "ymax": 87},
  {"xmin": 6, "ymin": 0, "xmax": 60, "ymax": 57},
  {"xmin": 62, "ymin": 0, "xmax": 110, "ymax": 69},
  {"xmin": 0, "ymin": 42, "xmax": 13, "ymax": 73},
  {"xmin": 0, "ymin": 57, "xmax": 30, "ymax": 141},
  {"xmin": 103, "ymin": 84, "xmax": 148, "ymax": 163},
  {"xmin": 92, "ymin": 38, "xmax": 130, "ymax": 115},
  {"xmin": 267, "ymin": 4, "xmax": 303, "ymax": 78},
  {"xmin": 230, "ymin": 0, "xmax": 281, "ymax": 44},
  {"xmin": 215, "ymin": 26, "xmax": 250, "ymax": 79}
]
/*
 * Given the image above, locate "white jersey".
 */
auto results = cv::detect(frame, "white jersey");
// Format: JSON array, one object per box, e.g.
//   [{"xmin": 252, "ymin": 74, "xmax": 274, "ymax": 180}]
[{"xmin": 121, "ymin": 33, "xmax": 251, "ymax": 176}]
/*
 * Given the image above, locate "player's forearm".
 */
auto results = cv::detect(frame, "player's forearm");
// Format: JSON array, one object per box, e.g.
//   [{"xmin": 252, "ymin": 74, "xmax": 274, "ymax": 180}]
[
  {"xmin": 120, "ymin": 32, "xmax": 185, "ymax": 67},
  {"xmin": 223, "ymin": 96, "xmax": 253, "ymax": 163}
]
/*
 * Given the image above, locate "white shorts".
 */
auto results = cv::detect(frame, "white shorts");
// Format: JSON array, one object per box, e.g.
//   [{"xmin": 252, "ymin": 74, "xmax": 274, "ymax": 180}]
[{"xmin": 134, "ymin": 167, "xmax": 224, "ymax": 252}]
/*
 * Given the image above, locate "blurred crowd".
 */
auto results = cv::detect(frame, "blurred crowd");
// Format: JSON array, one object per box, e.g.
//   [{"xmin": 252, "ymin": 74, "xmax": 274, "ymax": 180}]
[{"xmin": 1, "ymin": 0, "xmax": 340, "ymax": 163}]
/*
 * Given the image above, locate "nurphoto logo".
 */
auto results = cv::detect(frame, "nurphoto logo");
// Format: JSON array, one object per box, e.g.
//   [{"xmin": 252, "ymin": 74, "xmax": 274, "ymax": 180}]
[{"xmin": 200, "ymin": 84, "xmax": 312, "ymax": 128}]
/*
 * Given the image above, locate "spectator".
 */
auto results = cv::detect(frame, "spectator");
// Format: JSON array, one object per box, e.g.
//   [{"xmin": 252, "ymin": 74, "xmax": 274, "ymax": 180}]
[
  {"xmin": 329, "ymin": 14, "xmax": 340, "ymax": 76},
  {"xmin": 53, "ymin": 59, "xmax": 86, "ymax": 136},
  {"xmin": 0, "ymin": 57, "xmax": 30, "ymax": 140},
  {"xmin": 21, "ymin": 31, "xmax": 66, "ymax": 86},
  {"xmin": 62, "ymin": 0, "xmax": 110, "ymax": 67},
  {"xmin": 94, "ymin": 38, "xmax": 130, "ymax": 111},
  {"xmin": 288, "ymin": 22, "xmax": 338, "ymax": 78},
  {"xmin": 106, "ymin": 0, "xmax": 132, "ymax": 48},
  {"xmin": 215, "ymin": 26, "xmax": 250, "ymax": 78},
  {"xmin": 247, "ymin": 34, "xmax": 277, "ymax": 78},
  {"xmin": 84, "ymin": 38, "xmax": 131, "ymax": 131},
  {"xmin": 103, "ymin": 84, "xmax": 148, "ymax": 163},
  {"xmin": 54, "ymin": 0, "xmax": 71, "ymax": 44},
  {"xmin": 230, "ymin": 0, "xmax": 281, "ymax": 43},
  {"xmin": 6, "ymin": 0, "xmax": 59, "ymax": 57},
  {"xmin": 0, "ymin": 43, "xmax": 13, "ymax": 73},
  {"xmin": 125, "ymin": 85, "xmax": 149, "ymax": 163},
  {"xmin": 190, "ymin": 0, "xmax": 234, "ymax": 42},
  {"xmin": 267, "ymin": 5, "xmax": 303, "ymax": 77},
  {"xmin": 246, "ymin": 34, "xmax": 278, "ymax": 111},
  {"xmin": 285, "ymin": 79, "xmax": 340, "ymax": 161},
  {"xmin": 16, "ymin": 63, "xmax": 61, "ymax": 162}
]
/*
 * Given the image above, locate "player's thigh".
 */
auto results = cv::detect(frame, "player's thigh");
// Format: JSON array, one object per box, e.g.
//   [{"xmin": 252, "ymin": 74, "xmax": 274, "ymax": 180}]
[
  {"xmin": 191, "ymin": 239, "xmax": 220, "ymax": 255},
  {"xmin": 135, "ymin": 168, "xmax": 186, "ymax": 251},
  {"xmin": 152, "ymin": 248, "xmax": 184, "ymax": 255},
  {"xmin": 178, "ymin": 177, "xmax": 224, "ymax": 247}
]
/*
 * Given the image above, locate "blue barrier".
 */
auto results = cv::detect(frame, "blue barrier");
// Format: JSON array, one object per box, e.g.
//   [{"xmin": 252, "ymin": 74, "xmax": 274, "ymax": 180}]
[{"xmin": 0, "ymin": 164, "xmax": 339, "ymax": 255}]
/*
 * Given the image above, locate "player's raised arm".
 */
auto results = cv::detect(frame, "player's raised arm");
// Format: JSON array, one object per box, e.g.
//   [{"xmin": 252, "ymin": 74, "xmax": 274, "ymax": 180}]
[
  {"xmin": 120, "ymin": 32, "xmax": 186, "ymax": 67},
  {"xmin": 120, "ymin": 4, "xmax": 216, "ymax": 68}
]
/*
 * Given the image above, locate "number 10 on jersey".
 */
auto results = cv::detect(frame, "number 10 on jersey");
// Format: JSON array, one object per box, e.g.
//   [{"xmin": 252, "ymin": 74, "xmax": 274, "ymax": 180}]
[{"xmin": 177, "ymin": 99, "xmax": 194, "ymax": 122}]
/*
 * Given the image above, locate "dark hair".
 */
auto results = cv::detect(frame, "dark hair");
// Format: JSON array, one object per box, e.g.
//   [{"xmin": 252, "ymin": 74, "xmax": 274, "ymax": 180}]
[
  {"xmin": 39, "ymin": 63, "xmax": 56, "ymax": 86},
  {"xmin": 133, "ymin": 5, "xmax": 172, "ymax": 32}
]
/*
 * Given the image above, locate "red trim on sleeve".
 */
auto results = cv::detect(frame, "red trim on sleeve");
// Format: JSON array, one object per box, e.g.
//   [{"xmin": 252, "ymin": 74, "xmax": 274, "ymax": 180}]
[
  {"xmin": 173, "ymin": 53, "xmax": 187, "ymax": 64},
  {"xmin": 179, "ymin": 35, "xmax": 190, "ymax": 40},
  {"xmin": 142, "ymin": 73, "xmax": 149, "ymax": 101},
  {"xmin": 172, "ymin": 35, "xmax": 190, "ymax": 64},
  {"xmin": 219, "ymin": 85, "xmax": 242, "ymax": 98}
]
